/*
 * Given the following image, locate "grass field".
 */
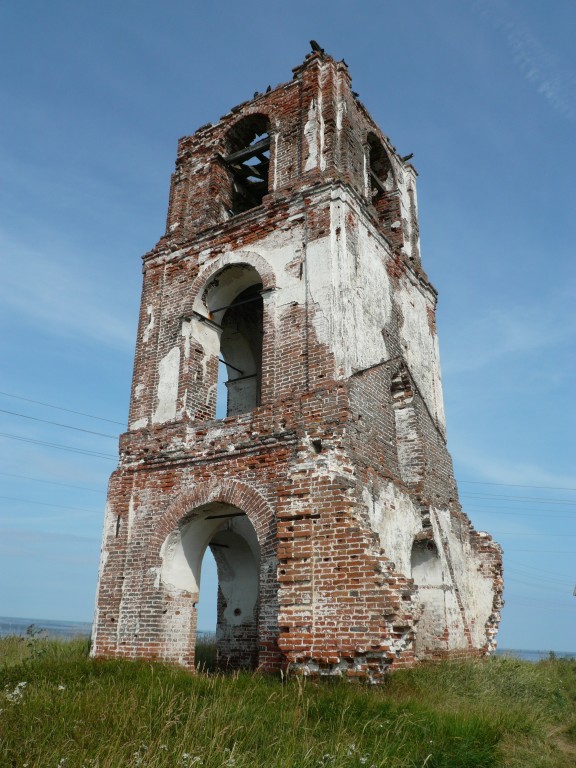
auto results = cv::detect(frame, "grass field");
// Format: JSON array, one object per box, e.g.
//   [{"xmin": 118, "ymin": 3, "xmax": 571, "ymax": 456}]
[{"xmin": 0, "ymin": 634, "xmax": 574, "ymax": 768}]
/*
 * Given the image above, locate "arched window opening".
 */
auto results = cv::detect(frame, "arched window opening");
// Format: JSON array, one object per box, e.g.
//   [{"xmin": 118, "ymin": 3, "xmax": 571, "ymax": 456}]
[
  {"xmin": 367, "ymin": 133, "xmax": 394, "ymax": 222},
  {"xmin": 411, "ymin": 539, "xmax": 442, "ymax": 585},
  {"xmin": 202, "ymin": 264, "xmax": 266, "ymax": 418},
  {"xmin": 218, "ymin": 283, "xmax": 264, "ymax": 416},
  {"xmin": 411, "ymin": 538, "xmax": 447, "ymax": 658},
  {"xmin": 224, "ymin": 115, "xmax": 270, "ymax": 215}
]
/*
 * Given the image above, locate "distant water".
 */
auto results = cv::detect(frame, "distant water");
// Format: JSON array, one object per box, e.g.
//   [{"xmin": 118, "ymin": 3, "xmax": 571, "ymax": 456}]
[
  {"xmin": 496, "ymin": 648, "xmax": 575, "ymax": 662},
  {"xmin": 0, "ymin": 618, "xmax": 573, "ymax": 661},
  {"xmin": 0, "ymin": 616, "xmax": 92, "ymax": 639}
]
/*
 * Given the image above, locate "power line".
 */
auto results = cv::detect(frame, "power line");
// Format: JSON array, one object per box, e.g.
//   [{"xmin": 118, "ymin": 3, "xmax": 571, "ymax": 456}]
[
  {"xmin": 505, "ymin": 568, "xmax": 573, "ymax": 588},
  {"xmin": 506, "ymin": 595, "xmax": 573, "ymax": 610},
  {"xmin": 505, "ymin": 576, "xmax": 573, "ymax": 592},
  {"xmin": 0, "ymin": 495, "xmax": 100, "ymax": 514},
  {"xmin": 465, "ymin": 508, "xmax": 575, "ymax": 518},
  {"xmin": 0, "ymin": 471, "xmax": 105, "ymax": 494},
  {"xmin": 503, "ymin": 549, "xmax": 576, "ymax": 553},
  {"xmin": 506, "ymin": 559, "xmax": 573, "ymax": 579},
  {"xmin": 504, "ymin": 567, "xmax": 576, "ymax": 588},
  {"xmin": 504, "ymin": 583, "xmax": 574, "ymax": 601},
  {"xmin": 493, "ymin": 531, "xmax": 576, "ymax": 539},
  {"xmin": 464, "ymin": 502, "xmax": 576, "ymax": 512},
  {"xmin": 0, "ymin": 390, "xmax": 125, "ymax": 426},
  {"xmin": 460, "ymin": 480, "xmax": 576, "ymax": 492},
  {"xmin": 0, "ymin": 432, "xmax": 116, "ymax": 460},
  {"xmin": 0, "ymin": 408, "xmax": 117, "ymax": 439},
  {"xmin": 461, "ymin": 492, "xmax": 576, "ymax": 505}
]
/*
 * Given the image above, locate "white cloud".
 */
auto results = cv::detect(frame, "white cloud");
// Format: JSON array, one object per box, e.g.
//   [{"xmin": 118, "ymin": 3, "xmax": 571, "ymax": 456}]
[
  {"xmin": 473, "ymin": 0, "xmax": 576, "ymax": 121},
  {"xmin": 442, "ymin": 289, "xmax": 576, "ymax": 374},
  {"xmin": 507, "ymin": 27, "xmax": 576, "ymax": 121}
]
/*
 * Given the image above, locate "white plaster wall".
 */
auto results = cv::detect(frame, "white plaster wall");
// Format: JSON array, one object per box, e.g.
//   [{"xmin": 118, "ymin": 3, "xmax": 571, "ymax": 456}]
[
  {"xmin": 160, "ymin": 515, "xmax": 219, "ymax": 597},
  {"xmin": 127, "ymin": 492, "xmax": 136, "ymax": 543},
  {"xmin": 160, "ymin": 507, "xmax": 260, "ymax": 605},
  {"xmin": 301, "ymin": 188, "xmax": 445, "ymax": 433},
  {"xmin": 431, "ymin": 508, "xmax": 498, "ymax": 648},
  {"xmin": 165, "ymin": 186, "xmax": 445, "ymax": 430},
  {"xmin": 304, "ymin": 97, "xmax": 321, "ymax": 172},
  {"xmin": 143, "ymin": 305, "xmax": 154, "ymax": 343},
  {"xmin": 363, "ymin": 482, "xmax": 421, "ymax": 574},
  {"xmin": 303, "ymin": 61, "xmax": 328, "ymax": 172},
  {"xmin": 307, "ymin": 196, "xmax": 392, "ymax": 376},
  {"xmin": 152, "ymin": 346, "xmax": 180, "ymax": 424},
  {"xmin": 180, "ymin": 315, "xmax": 221, "ymax": 416},
  {"xmin": 396, "ymin": 166, "xmax": 421, "ymax": 263},
  {"xmin": 211, "ymin": 528, "xmax": 259, "ymax": 626},
  {"xmin": 361, "ymin": 482, "xmax": 466, "ymax": 654},
  {"xmin": 363, "ymin": 483, "xmax": 494, "ymax": 652},
  {"xmin": 395, "ymin": 278, "xmax": 446, "ymax": 429}
]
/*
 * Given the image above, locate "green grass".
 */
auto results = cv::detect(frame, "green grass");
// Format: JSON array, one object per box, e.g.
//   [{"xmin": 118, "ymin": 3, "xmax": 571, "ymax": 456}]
[{"xmin": 0, "ymin": 637, "xmax": 574, "ymax": 768}]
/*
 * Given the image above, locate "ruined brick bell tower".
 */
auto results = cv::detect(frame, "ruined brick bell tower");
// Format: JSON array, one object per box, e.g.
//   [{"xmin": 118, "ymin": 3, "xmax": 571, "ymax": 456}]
[{"xmin": 93, "ymin": 49, "xmax": 502, "ymax": 677}]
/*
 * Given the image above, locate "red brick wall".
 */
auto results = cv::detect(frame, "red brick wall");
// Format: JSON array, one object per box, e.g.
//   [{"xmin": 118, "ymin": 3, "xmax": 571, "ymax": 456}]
[{"xmin": 93, "ymin": 51, "xmax": 502, "ymax": 678}]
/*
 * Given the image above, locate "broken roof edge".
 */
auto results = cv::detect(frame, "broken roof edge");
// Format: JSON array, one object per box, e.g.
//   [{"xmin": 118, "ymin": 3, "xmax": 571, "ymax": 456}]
[
  {"xmin": 177, "ymin": 50, "xmax": 417, "ymax": 177},
  {"xmin": 182, "ymin": 50, "xmax": 350, "ymax": 142}
]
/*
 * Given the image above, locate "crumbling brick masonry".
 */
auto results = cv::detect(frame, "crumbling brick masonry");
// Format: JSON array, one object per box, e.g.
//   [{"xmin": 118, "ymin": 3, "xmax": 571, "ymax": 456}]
[{"xmin": 92, "ymin": 50, "xmax": 503, "ymax": 679}]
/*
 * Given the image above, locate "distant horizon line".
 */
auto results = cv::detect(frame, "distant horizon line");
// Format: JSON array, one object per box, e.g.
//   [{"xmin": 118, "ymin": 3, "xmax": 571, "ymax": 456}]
[{"xmin": 0, "ymin": 615, "xmax": 573, "ymax": 656}]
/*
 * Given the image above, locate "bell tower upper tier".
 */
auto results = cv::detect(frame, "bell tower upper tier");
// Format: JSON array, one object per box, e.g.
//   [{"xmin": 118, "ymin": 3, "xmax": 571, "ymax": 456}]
[
  {"xmin": 127, "ymin": 49, "xmax": 446, "ymax": 439},
  {"xmin": 163, "ymin": 51, "xmax": 421, "ymax": 267}
]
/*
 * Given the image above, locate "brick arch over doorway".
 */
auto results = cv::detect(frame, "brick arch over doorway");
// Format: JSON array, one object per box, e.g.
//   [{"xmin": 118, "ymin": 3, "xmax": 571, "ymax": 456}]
[
  {"xmin": 148, "ymin": 477, "xmax": 281, "ymax": 671},
  {"xmin": 148, "ymin": 477, "xmax": 276, "ymax": 554}
]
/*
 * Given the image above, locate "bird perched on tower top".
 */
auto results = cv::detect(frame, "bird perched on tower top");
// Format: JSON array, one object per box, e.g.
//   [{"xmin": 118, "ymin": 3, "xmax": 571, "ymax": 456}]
[{"xmin": 310, "ymin": 39, "xmax": 325, "ymax": 55}]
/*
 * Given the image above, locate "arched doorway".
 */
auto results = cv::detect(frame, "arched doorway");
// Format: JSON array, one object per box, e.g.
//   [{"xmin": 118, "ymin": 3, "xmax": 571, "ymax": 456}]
[{"xmin": 160, "ymin": 502, "xmax": 260, "ymax": 670}]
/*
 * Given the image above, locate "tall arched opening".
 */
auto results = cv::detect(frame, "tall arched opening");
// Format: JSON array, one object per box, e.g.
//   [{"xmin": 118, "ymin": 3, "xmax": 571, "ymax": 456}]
[
  {"xmin": 218, "ymin": 283, "xmax": 263, "ymax": 416},
  {"xmin": 160, "ymin": 502, "xmax": 260, "ymax": 670},
  {"xmin": 223, "ymin": 114, "xmax": 271, "ymax": 215},
  {"xmin": 202, "ymin": 264, "xmax": 265, "ymax": 417}
]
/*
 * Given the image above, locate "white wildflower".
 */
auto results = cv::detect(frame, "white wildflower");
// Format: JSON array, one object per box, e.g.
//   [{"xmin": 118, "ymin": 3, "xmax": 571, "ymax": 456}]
[
  {"xmin": 6, "ymin": 681, "xmax": 27, "ymax": 703},
  {"xmin": 181, "ymin": 753, "xmax": 202, "ymax": 765}
]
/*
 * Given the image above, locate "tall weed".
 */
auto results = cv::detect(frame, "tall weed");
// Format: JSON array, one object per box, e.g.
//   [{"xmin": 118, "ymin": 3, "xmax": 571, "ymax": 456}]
[{"xmin": 0, "ymin": 638, "xmax": 574, "ymax": 768}]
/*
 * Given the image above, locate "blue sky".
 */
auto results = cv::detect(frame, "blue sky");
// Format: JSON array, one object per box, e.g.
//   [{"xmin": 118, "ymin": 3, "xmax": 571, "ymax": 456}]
[{"xmin": 1, "ymin": 0, "xmax": 574, "ymax": 652}]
